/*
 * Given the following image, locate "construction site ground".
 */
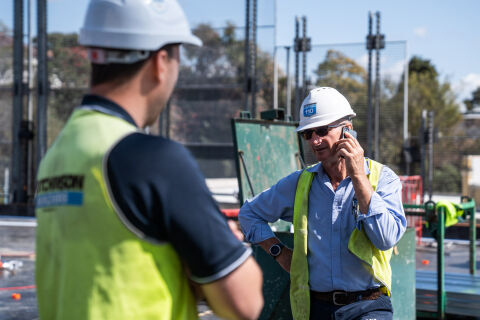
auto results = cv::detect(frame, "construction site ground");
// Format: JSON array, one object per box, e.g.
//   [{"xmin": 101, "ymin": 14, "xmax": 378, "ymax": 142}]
[{"xmin": 0, "ymin": 216, "xmax": 479, "ymax": 320}]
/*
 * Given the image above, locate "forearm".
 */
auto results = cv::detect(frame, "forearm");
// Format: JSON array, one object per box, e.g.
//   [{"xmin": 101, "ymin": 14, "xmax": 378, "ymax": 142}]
[
  {"xmin": 200, "ymin": 257, "xmax": 264, "ymax": 320},
  {"xmin": 359, "ymin": 192, "xmax": 407, "ymax": 250},
  {"xmin": 350, "ymin": 172, "xmax": 374, "ymax": 215},
  {"xmin": 256, "ymin": 237, "xmax": 292, "ymax": 273}
]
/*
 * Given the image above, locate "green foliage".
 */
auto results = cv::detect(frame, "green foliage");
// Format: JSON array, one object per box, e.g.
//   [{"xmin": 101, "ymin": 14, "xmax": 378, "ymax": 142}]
[
  {"xmin": 314, "ymin": 50, "xmax": 366, "ymax": 91},
  {"xmin": 47, "ymin": 33, "xmax": 90, "ymax": 88},
  {"xmin": 433, "ymin": 163, "xmax": 461, "ymax": 193},
  {"xmin": 387, "ymin": 56, "xmax": 463, "ymax": 191},
  {"xmin": 463, "ymin": 86, "xmax": 480, "ymax": 112},
  {"xmin": 46, "ymin": 33, "xmax": 90, "ymax": 146},
  {"xmin": 313, "ymin": 49, "xmax": 368, "ymax": 144},
  {"xmin": 174, "ymin": 23, "xmax": 276, "ymax": 143},
  {"xmin": 408, "ymin": 56, "xmax": 438, "ymax": 78}
]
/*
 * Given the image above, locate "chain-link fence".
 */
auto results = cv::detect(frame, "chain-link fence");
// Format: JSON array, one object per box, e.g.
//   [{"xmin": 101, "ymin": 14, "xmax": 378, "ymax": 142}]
[
  {"xmin": 275, "ymin": 41, "xmax": 408, "ymax": 173},
  {"xmin": 1, "ymin": 0, "xmax": 476, "ymax": 202}
]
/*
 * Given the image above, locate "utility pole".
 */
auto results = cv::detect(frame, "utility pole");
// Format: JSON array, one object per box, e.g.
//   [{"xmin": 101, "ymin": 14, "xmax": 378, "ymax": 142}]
[
  {"xmin": 293, "ymin": 16, "xmax": 311, "ymax": 120},
  {"xmin": 273, "ymin": 0, "xmax": 278, "ymax": 110},
  {"xmin": 301, "ymin": 16, "xmax": 307, "ymax": 96},
  {"xmin": 244, "ymin": 0, "xmax": 257, "ymax": 117},
  {"xmin": 244, "ymin": 0, "xmax": 251, "ymax": 113},
  {"xmin": 250, "ymin": 0, "xmax": 257, "ymax": 117},
  {"xmin": 285, "ymin": 46, "xmax": 292, "ymax": 118},
  {"xmin": 374, "ymin": 11, "xmax": 382, "ymax": 161},
  {"xmin": 427, "ymin": 111, "xmax": 435, "ymax": 200},
  {"xmin": 37, "ymin": 0, "xmax": 48, "ymax": 166},
  {"xmin": 366, "ymin": 11, "xmax": 385, "ymax": 160},
  {"xmin": 366, "ymin": 12, "xmax": 373, "ymax": 158},
  {"xmin": 294, "ymin": 17, "xmax": 300, "ymax": 120},
  {"xmin": 12, "ymin": 0, "xmax": 26, "ymax": 203},
  {"xmin": 403, "ymin": 42, "xmax": 410, "ymax": 175},
  {"xmin": 420, "ymin": 110, "xmax": 426, "ymax": 201}
]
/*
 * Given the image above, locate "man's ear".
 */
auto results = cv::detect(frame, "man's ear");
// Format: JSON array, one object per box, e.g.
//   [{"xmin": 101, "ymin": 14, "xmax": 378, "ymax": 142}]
[{"xmin": 151, "ymin": 50, "xmax": 169, "ymax": 83}]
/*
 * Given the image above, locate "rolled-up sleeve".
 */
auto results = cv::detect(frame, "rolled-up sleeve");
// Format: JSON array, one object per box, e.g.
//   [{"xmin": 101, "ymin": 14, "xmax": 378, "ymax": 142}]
[
  {"xmin": 238, "ymin": 170, "xmax": 301, "ymax": 244},
  {"xmin": 356, "ymin": 166, "xmax": 407, "ymax": 250}
]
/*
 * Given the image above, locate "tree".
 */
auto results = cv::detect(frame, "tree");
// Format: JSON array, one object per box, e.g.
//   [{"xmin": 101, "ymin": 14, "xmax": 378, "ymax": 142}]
[
  {"xmin": 172, "ymin": 23, "xmax": 277, "ymax": 144},
  {"xmin": 463, "ymin": 86, "xmax": 480, "ymax": 112},
  {"xmin": 406, "ymin": 56, "xmax": 461, "ymax": 136},
  {"xmin": 46, "ymin": 33, "xmax": 90, "ymax": 145},
  {"xmin": 313, "ymin": 49, "xmax": 368, "ymax": 145},
  {"xmin": 389, "ymin": 56, "xmax": 463, "ymax": 192}
]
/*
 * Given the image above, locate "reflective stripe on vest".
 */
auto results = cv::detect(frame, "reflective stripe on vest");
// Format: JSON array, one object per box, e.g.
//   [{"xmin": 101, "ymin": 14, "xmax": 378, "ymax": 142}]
[
  {"xmin": 35, "ymin": 108, "xmax": 197, "ymax": 320},
  {"xmin": 290, "ymin": 159, "xmax": 392, "ymax": 320}
]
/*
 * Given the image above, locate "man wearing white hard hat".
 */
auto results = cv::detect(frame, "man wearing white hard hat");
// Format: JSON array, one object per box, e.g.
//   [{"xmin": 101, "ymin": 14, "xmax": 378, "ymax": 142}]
[
  {"xmin": 239, "ymin": 87, "xmax": 406, "ymax": 319},
  {"xmin": 35, "ymin": 1, "xmax": 263, "ymax": 319}
]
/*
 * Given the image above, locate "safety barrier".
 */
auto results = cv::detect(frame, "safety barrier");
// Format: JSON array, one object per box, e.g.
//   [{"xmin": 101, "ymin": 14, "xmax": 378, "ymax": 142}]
[
  {"xmin": 400, "ymin": 175, "xmax": 423, "ymax": 244},
  {"xmin": 404, "ymin": 197, "xmax": 476, "ymax": 319}
]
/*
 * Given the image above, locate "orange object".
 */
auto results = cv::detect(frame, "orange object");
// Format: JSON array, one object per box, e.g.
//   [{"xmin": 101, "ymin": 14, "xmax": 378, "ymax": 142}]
[
  {"xmin": 221, "ymin": 208, "xmax": 240, "ymax": 218},
  {"xmin": 12, "ymin": 293, "xmax": 21, "ymax": 300},
  {"xmin": 422, "ymin": 259, "xmax": 430, "ymax": 265},
  {"xmin": 399, "ymin": 175, "xmax": 424, "ymax": 245},
  {"xmin": 0, "ymin": 260, "xmax": 3, "ymax": 268}
]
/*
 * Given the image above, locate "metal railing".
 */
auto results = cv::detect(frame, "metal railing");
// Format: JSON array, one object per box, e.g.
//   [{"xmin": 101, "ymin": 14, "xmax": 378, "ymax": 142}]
[{"xmin": 404, "ymin": 197, "xmax": 477, "ymax": 319}]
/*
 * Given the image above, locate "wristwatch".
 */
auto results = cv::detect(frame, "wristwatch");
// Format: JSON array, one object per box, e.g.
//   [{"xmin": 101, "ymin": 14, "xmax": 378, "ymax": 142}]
[{"xmin": 268, "ymin": 243, "xmax": 284, "ymax": 259}]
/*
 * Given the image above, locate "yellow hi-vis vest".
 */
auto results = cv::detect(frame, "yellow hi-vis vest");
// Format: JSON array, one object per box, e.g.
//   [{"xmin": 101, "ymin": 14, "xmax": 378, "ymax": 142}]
[
  {"xmin": 290, "ymin": 159, "xmax": 392, "ymax": 320},
  {"xmin": 35, "ymin": 108, "xmax": 197, "ymax": 320}
]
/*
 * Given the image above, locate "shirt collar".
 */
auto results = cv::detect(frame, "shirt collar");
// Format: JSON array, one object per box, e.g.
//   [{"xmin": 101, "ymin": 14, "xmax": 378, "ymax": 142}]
[
  {"xmin": 80, "ymin": 94, "xmax": 138, "ymax": 128},
  {"xmin": 305, "ymin": 158, "xmax": 370, "ymax": 175}
]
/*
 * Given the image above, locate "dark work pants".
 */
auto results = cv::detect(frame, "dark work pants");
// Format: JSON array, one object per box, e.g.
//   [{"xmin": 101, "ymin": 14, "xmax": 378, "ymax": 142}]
[{"xmin": 310, "ymin": 294, "xmax": 393, "ymax": 320}]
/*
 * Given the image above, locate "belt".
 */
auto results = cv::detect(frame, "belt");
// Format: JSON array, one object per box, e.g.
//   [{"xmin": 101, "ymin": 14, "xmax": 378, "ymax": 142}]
[{"xmin": 310, "ymin": 287, "xmax": 384, "ymax": 306}]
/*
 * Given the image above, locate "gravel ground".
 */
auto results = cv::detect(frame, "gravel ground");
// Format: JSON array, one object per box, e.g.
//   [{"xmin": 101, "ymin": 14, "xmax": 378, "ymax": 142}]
[{"xmin": 0, "ymin": 218, "xmax": 478, "ymax": 320}]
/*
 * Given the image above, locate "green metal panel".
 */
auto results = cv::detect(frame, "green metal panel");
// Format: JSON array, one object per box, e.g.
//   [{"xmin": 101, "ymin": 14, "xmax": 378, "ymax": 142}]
[
  {"xmin": 253, "ymin": 229, "xmax": 416, "ymax": 319},
  {"xmin": 252, "ymin": 232, "xmax": 293, "ymax": 320},
  {"xmin": 232, "ymin": 119, "xmax": 301, "ymax": 231},
  {"xmin": 232, "ymin": 119, "xmax": 301, "ymax": 202},
  {"xmin": 390, "ymin": 227, "xmax": 417, "ymax": 320}
]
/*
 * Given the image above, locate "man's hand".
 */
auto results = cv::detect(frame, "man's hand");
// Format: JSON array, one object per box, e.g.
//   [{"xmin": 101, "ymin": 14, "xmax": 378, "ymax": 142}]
[
  {"xmin": 276, "ymin": 246, "xmax": 293, "ymax": 273},
  {"xmin": 335, "ymin": 130, "xmax": 373, "ymax": 214},
  {"xmin": 227, "ymin": 220, "xmax": 244, "ymax": 241},
  {"xmin": 335, "ymin": 131, "xmax": 365, "ymax": 178}
]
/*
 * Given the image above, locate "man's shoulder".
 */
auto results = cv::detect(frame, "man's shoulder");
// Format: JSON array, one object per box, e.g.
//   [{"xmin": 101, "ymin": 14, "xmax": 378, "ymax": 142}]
[
  {"xmin": 108, "ymin": 133, "xmax": 195, "ymax": 174},
  {"xmin": 373, "ymin": 160, "xmax": 400, "ymax": 183},
  {"xmin": 115, "ymin": 133, "xmax": 189, "ymax": 157}
]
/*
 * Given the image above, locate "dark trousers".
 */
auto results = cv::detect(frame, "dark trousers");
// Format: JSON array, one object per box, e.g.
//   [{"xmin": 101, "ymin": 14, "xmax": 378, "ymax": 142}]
[{"xmin": 310, "ymin": 294, "xmax": 393, "ymax": 320}]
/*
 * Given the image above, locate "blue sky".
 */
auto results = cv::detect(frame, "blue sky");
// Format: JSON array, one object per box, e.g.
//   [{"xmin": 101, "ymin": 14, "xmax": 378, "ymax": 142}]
[{"xmin": 1, "ymin": 0, "xmax": 479, "ymax": 108}]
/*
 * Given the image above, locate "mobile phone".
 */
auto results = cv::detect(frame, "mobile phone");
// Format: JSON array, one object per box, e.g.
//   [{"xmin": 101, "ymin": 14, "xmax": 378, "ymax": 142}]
[{"xmin": 341, "ymin": 127, "xmax": 357, "ymax": 139}]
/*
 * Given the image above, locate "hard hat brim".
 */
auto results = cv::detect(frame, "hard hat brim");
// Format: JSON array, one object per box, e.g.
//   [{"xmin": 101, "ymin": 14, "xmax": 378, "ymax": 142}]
[
  {"xmin": 296, "ymin": 112, "xmax": 356, "ymax": 132},
  {"xmin": 79, "ymin": 29, "xmax": 203, "ymax": 50}
]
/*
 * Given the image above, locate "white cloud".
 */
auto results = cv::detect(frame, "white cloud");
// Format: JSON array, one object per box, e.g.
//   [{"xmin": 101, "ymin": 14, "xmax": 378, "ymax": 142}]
[
  {"xmin": 453, "ymin": 73, "xmax": 480, "ymax": 111},
  {"xmin": 356, "ymin": 53, "xmax": 369, "ymax": 68},
  {"xmin": 413, "ymin": 27, "xmax": 427, "ymax": 38}
]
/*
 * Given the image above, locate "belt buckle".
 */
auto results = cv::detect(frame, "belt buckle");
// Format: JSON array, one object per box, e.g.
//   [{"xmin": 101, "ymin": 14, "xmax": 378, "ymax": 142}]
[{"xmin": 332, "ymin": 291, "xmax": 348, "ymax": 306}]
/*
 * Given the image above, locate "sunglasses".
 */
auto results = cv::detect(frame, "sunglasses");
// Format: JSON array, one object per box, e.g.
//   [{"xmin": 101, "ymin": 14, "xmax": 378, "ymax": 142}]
[{"xmin": 301, "ymin": 123, "xmax": 345, "ymax": 140}]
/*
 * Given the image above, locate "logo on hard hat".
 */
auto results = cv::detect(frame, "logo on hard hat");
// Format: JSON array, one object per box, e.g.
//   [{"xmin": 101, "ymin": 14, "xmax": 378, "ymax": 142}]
[
  {"xmin": 150, "ymin": 0, "xmax": 167, "ymax": 14},
  {"xmin": 303, "ymin": 104, "xmax": 316, "ymax": 117}
]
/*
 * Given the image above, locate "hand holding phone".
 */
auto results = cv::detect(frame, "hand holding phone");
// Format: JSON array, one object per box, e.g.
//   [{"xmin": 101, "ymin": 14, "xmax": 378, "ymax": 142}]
[{"xmin": 341, "ymin": 127, "xmax": 357, "ymax": 140}]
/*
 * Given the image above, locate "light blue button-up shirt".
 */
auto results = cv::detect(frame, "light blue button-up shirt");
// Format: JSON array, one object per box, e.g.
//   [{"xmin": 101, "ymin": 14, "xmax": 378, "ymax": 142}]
[{"xmin": 238, "ymin": 159, "xmax": 406, "ymax": 292}]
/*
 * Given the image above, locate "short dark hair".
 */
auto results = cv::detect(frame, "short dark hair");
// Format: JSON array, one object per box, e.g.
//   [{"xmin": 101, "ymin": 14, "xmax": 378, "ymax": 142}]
[{"xmin": 90, "ymin": 43, "xmax": 178, "ymax": 87}]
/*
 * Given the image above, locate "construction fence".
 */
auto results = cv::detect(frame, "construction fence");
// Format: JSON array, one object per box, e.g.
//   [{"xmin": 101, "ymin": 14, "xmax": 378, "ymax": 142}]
[{"xmin": 0, "ymin": 0, "xmax": 477, "ymax": 204}]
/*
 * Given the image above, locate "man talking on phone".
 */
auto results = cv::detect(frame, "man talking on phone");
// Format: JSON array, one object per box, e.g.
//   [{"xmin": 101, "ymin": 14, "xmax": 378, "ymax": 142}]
[{"xmin": 239, "ymin": 87, "xmax": 406, "ymax": 319}]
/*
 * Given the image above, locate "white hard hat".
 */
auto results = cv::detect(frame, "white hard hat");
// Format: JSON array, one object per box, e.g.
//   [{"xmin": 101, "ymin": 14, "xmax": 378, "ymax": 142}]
[
  {"xmin": 79, "ymin": 0, "xmax": 202, "ymax": 62},
  {"xmin": 296, "ymin": 87, "xmax": 356, "ymax": 132}
]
